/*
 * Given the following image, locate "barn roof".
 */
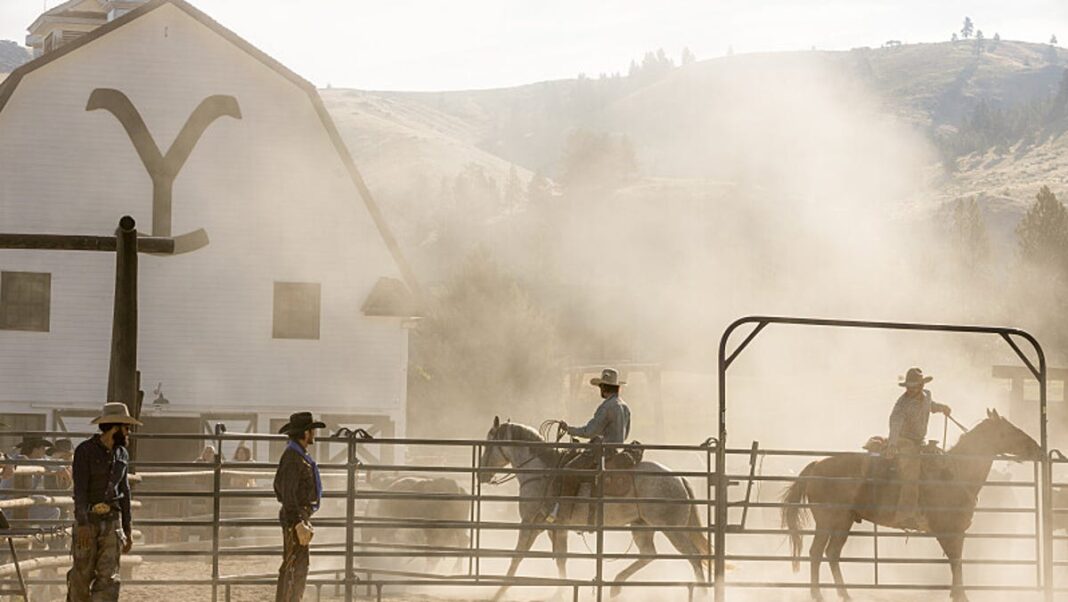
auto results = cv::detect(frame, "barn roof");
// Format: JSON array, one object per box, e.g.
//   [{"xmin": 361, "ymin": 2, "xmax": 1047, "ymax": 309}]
[{"xmin": 0, "ymin": 0, "xmax": 423, "ymax": 313}]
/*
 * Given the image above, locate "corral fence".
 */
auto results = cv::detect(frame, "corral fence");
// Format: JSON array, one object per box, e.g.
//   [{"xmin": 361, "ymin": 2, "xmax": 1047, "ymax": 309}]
[{"xmin": 0, "ymin": 315, "xmax": 1063, "ymax": 601}]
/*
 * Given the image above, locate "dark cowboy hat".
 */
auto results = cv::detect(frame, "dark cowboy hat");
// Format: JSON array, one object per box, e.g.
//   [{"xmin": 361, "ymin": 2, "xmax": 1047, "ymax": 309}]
[
  {"xmin": 15, "ymin": 437, "xmax": 50, "ymax": 453},
  {"xmin": 898, "ymin": 367, "xmax": 933, "ymax": 388},
  {"xmin": 46, "ymin": 439, "xmax": 73, "ymax": 455},
  {"xmin": 277, "ymin": 412, "xmax": 326, "ymax": 436}
]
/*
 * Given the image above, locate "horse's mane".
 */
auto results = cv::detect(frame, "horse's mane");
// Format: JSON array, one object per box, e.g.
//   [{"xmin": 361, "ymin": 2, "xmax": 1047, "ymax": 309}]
[
  {"xmin": 498, "ymin": 422, "xmax": 558, "ymax": 465},
  {"xmin": 502, "ymin": 423, "xmax": 544, "ymax": 442}
]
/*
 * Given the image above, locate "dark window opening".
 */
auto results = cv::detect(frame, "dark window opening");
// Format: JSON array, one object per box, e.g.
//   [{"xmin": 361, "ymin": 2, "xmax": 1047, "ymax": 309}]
[
  {"xmin": 272, "ymin": 282, "xmax": 320, "ymax": 340},
  {"xmin": 0, "ymin": 271, "xmax": 51, "ymax": 332}
]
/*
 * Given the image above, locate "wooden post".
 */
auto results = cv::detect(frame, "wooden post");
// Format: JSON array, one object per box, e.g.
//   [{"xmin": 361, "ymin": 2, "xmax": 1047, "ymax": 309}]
[{"xmin": 106, "ymin": 216, "xmax": 140, "ymax": 418}]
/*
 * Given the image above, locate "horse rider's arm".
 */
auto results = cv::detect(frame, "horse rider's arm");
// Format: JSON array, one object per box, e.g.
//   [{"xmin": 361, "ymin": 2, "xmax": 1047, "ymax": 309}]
[
  {"xmin": 566, "ymin": 403, "xmax": 610, "ymax": 439},
  {"xmin": 930, "ymin": 400, "xmax": 951, "ymax": 416},
  {"xmin": 887, "ymin": 397, "xmax": 907, "ymax": 448}
]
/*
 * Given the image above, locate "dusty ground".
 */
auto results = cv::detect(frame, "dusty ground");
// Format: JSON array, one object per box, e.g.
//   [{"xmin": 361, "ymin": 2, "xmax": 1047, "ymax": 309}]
[{"xmin": 112, "ymin": 556, "xmax": 1058, "ymax": 601}]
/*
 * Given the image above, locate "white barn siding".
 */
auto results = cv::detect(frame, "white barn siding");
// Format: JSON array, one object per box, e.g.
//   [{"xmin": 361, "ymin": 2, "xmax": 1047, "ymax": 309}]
[{"xmin": 0, "ymin": 4, "xmax": 409, "ymax": 427}]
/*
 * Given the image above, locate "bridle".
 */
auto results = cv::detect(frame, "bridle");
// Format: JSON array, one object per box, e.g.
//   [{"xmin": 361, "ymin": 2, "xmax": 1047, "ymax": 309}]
[{"xmin": 483, "ymin": 425, "xmax": 549, "ymax": 487}]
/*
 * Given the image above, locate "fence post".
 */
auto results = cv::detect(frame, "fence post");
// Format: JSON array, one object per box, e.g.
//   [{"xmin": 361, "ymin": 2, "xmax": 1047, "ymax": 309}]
[
  {"xmin": 594, "ymin": 440, "xmax": 604, "ymax": 602},
  {"xmin": 468, "ymin": 445, "xmax": 477, "ymax": 577},
  {"xmin": 704, "ymin": 440, "xmax": 714, "ymax": 587},
  {"xmin": 474, "ymin": 443, "xmax": 482, "ymax": 582},
  {"xmin": 713, "ymin": 438, "xmax": 726, "ymax": 602},
  {"xmin": 345, "ymin": 434, "xmax": 356, "ymax": 602},
  {"xmin": 211, "ymin": 424, "xmax": 224, "ymax": 602}
]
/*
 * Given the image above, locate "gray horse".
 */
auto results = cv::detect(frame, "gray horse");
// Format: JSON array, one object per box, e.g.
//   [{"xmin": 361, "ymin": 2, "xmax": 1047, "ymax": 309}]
[{"xmin": 479, "ymin": 416, "xmax": 710, "ymax": 599}]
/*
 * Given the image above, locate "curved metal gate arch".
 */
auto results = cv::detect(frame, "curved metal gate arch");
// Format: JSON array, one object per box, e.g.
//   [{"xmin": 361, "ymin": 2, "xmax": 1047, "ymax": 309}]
[{"xmin": 714, "ymin": 316, "xmax": 1055, "ymax": 602}]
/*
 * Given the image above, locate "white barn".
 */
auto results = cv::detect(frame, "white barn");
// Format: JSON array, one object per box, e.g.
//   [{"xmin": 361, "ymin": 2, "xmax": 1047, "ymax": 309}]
[{"xmin": 0, "ymin": 0, "xmax": 420, "ymax": 460}]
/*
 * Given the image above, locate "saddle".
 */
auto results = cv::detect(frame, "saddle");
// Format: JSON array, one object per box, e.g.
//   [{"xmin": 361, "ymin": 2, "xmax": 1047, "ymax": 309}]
[
  {"xmin": 603, "ymin": 442, "xmax": 643, "ymax": 497},
  {"xmin": 861, "ymin": 436, "xmax": 953, "ymax": 482}
]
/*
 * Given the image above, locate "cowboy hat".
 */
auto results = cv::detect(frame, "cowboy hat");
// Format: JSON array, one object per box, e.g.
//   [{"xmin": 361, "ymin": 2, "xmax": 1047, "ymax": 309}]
[
  {"xmin": 15, "ymin": 437, "xmax": 50, "ymax": 453},
  {"xmin": 590, "ymin": 368, "xmax": 626, "ymax": 388},
  {"xmin": 45, "ymin": 439, "xmax": 73, "ymax": 455},
  {"xmin": 90, "ymin": 402, "xmax": 144, "ymax": 426},
  {"xmin": 277, "ymin": 412, "xmax": 326, "ymax": 436},
  {"xmin": 898, "ymin": 367, "xmax": 933, "ymax": 388}
]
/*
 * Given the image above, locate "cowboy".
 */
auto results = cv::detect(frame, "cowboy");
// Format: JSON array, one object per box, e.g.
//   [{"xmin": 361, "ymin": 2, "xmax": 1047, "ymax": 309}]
[
  {"xmin": 273, "ymin": 412, "xmax": 324, "ymax": 602},
  {"xmin": 887, "ymin": 368, "xmax": 952, "ymax": 530},
  {"xmin": 67, "ymin": 402, "xmax": 141, "ymax": 602},
  {"xmin": 2, "ymin": 438, "xmax": 55, "ymax": 523},
  {"xmin": 547, "ymin": 368, "xmax": 632, "ymax": 524}
]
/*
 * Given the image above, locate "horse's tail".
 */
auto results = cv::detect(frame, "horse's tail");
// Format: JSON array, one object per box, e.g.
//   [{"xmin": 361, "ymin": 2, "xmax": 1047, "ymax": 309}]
[
  {"xmin": 781, "ymin": 461, "xmax": 816, "ymax": 573},
  {"xmin": 681, "ymin": 477, "xmax": 713, "ymax": 575}
]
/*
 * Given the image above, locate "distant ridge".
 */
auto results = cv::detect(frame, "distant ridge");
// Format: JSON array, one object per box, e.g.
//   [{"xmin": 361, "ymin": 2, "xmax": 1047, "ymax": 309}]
[{"xmin": 0, "ymin": 40, "xmax": 30, "ymax": 73}]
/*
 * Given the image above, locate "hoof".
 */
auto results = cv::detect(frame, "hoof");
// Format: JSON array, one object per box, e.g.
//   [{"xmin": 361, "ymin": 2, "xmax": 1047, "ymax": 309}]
[
  {"xmin": 810, "ymin": 591, "xmax": 824, "ymax": 602},
  {"xmin": 609, "ymin": 585, "xmax": 622, "ymax": 598}
]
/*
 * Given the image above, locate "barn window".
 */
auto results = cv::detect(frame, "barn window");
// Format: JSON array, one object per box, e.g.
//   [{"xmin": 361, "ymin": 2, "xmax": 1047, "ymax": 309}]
[
  {"xmin": 0, "ymin": 271, "xmax": 51, "ymax": 332},
  {"xmin": 272, "ymin": 282, "xmax": 321, "ymax": 340}
]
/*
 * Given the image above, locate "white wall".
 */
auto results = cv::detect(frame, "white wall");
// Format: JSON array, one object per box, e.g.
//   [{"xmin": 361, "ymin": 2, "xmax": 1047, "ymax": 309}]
[{"xmin": 0, "ymin": 4, "xmax": 408, "ymax": 425}]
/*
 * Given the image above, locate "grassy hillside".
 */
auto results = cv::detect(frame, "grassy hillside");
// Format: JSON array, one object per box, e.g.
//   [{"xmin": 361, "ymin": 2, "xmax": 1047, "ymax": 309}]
[{"xmin": 322, "ymin": 40, "xmax": 1068, "ymax": 264}]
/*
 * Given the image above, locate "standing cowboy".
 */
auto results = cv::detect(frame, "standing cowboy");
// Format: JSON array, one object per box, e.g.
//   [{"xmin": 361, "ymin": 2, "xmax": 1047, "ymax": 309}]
[
  {"xmin": 547, "ymin": 368, "xmax": 632, "ymax": 523},
  {"xmin": 67, "ymin": 402, "xmax": 141, "ymax": 601},
  {"xmin": 273, "ymin": 412, "xmax": 324, "ymax": 602},
  {"xmin": 888, "ymin": 368, "xmax": 952, "ymax": 530}
]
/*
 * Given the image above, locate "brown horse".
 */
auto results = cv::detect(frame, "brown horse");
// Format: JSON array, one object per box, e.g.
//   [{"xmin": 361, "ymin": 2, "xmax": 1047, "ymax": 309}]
[{"xmin": 781, "ymin": 409, "xmax": 1042, "ymax": 602}]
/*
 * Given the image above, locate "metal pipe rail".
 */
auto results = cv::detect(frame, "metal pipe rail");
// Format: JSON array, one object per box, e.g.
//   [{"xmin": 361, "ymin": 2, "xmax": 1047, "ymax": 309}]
[{"xmin": 2, "ymin": 400, "xmax": 1063, "ymax": 601}]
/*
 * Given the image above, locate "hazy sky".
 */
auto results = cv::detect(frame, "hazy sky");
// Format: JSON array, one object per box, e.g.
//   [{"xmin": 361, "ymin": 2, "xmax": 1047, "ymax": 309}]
[{"xmin": 3, "ymin": 0, "xmax": 1068, "ymax": 90}]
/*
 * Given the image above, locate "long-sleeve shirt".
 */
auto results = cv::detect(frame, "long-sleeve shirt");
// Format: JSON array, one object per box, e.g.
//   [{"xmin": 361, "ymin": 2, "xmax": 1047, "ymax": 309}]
[
  {"xmin": 71, "ymin": 435, "xmax": 132, "ymax": 535},
  {"xmin": 888, "ymin": 389, "xmax": 950, "ymax": 446},
  {"xmin": 273, "ymin": 446, "xmax": 320, "ymax": 526},
  {"xmin": 567, "ymin": 394, "xmax": 631, "ymax": 443}
]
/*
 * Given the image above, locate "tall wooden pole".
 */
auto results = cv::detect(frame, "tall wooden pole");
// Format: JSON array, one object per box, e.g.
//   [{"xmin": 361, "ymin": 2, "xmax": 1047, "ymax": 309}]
[{"xmin": 105, "ymin": 216, "xmax": 139, "ymax": 417}]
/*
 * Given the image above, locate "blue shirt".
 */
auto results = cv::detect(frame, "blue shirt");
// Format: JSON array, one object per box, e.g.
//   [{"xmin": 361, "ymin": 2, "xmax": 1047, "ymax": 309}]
[{"xmin": 567, "ymin": 394, "xmax": 632, "ymax": 443}]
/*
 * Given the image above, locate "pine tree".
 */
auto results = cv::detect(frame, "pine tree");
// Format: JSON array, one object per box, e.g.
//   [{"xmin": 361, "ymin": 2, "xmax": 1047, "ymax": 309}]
[
  {"xmin": 1052, "ymin": 35, "xmax": 1059, "ymax": 45},
  {"xmin": 681, "ymin": 47, "xmax": 696, "ymax": 66},
  {"xmin": 952, "ymin": 33, "xmax": 959, "ymax": 43},
  {"xmin": 408, "ymin": 249, "xmax": 560, "ymax": 436},
  {"xmin": 962, "ymin": 17, "xmax": 974, "ymax": 39},
  {"xmin": 975, "ymin": 30, "xmax": 986, "ymax": 54},
  {"xmin": 1017, "ymin": 185, "xmax": 1068, "ymax": 273},
  {"xmin": 503, "ymin": 165, "xmax": 524, "ymax": 207},
  {"xmin": 951, "ymin": 197, "xmax": 990, "ymax": 272}
]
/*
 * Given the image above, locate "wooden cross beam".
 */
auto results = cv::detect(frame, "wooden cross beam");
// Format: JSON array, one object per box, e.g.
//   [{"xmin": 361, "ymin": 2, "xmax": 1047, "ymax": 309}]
[{"xmin": 0, "ymin": 216, "xmax": 209, "ymax": 428}]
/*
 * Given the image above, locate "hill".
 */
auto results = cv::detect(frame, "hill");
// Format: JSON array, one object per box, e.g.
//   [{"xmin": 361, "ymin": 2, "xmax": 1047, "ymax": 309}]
[
  {"xmin": 321, "ymin": 39, "xmax": 1068, "ymax": 270},
  {"xmin": 0, "ymin": 40, "xmax": 30, "ymax": 73}
]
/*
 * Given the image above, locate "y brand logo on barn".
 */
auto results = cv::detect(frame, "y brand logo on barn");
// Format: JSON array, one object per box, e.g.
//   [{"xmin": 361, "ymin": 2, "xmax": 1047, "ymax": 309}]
[{"xmin": 86, "ymin": 88, "xmax": 242, "ymax": 237}]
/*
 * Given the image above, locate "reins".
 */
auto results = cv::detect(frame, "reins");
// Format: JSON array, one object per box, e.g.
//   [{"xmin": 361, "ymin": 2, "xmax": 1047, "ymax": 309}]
[{"xmin": 942, "ymin": 414, "xmax": 969, "ymax": 452}]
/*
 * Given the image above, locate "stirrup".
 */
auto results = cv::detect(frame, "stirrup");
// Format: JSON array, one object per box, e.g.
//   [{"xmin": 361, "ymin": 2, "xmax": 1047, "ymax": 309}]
[{"xmin": 545, "ymin": 503, "xmax": 560, "ymax": 524}]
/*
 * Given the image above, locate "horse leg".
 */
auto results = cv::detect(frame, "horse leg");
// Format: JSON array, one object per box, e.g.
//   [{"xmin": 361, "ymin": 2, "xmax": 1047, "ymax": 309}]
[
  {"xmin": 492, "ymin": 527, "xmax": 541, "ymax": 601},
  {"xmin": 550, "ymin": 527, "xmax": 569, "ymax": 599},
  {"xmin": 824, "ymin": 522, "xmax": 853, "ymax": 601},
  {"xmin": 665, "ymin": 528, "xmax": 706, "ymax": 584},
  {"xmin": 610, "ymin": 521, "xmax": 656, "ymax": 597},
  {"xmin": 808, "ymin": 526, "xmax": 831, "ymax": 602},
  {"xmin": 937, "ymin": 533, "xmax": 968, "ymax": 602}
]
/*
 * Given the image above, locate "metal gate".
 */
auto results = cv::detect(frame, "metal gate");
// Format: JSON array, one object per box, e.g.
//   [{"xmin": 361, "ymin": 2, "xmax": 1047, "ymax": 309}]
[{"xmin": 716, "ymin": 316, "xmax": 1059, "ymax": 601}]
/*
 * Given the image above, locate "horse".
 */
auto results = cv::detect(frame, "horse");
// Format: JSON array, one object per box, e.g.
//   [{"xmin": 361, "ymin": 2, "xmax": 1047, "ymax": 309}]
[
  {"xmin": 781, "ymin": 409, "xmax": 1043, "ymax": 602},
  {"xmin": 479, "ymin": 416, "xmax": 710, "ymax": 599}
]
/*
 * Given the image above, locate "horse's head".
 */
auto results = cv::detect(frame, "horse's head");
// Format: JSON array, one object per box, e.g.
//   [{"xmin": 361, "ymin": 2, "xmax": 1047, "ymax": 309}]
[
  {"xmin": 479, "ymin": 416, "xmax": 512, "ymax": 484},
  {"xmin": 969, "ymin": 408, "xmax": 1043, "ymax": 462}
]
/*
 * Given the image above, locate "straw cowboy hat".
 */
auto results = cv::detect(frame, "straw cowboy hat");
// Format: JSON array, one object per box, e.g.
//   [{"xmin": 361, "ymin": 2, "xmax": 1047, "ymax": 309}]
[
  {"xmin": 277, "ymin": 412, "xmax": 326, "ymax": 436},
  {"xmin": 90, "ymin": 402, "xmax": 143, "ymax": 426},
  {"xmin": 898, "ymin": 367, "xmax": 933, "ymax": 388},
  {"xmin": 590, "ymin": 368, "xmax": 626, "ymax": 388},
  {"xmin": 45, "ymin": 438, "xmax": 73, "ymax": 455}
]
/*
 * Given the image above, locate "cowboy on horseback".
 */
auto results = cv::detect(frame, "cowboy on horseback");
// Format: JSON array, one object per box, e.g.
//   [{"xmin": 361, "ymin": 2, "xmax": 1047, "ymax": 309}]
[
  {"xmin": 888, "ymin": 367, "xmax": 952, "ymax": 530},
  {"xmin": 546, "ymin": 367, "xmax": 631, "ymax": 524}
]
